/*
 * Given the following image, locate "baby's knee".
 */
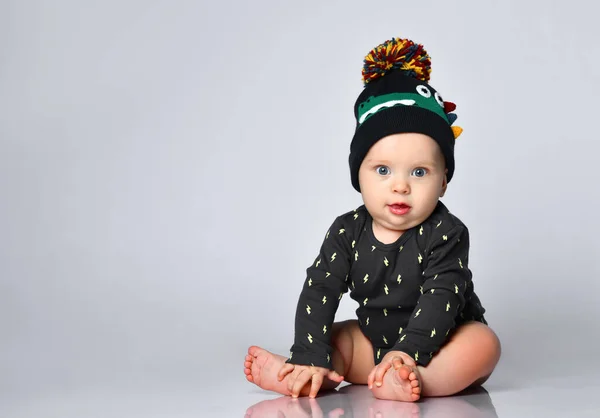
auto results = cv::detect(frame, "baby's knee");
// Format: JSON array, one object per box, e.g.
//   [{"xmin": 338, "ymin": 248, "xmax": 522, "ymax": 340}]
[
  {"xmin": 331, "ymin": 320, "xmax": 357, "ymax": 371},
  {"xmin": 456, "ymin": 322, "xmax": 501, "ymax": 362},
  {"xmin": 480, "ymin": 324, "xmax": 501, "ymax": 360},
  {"xmin": 469, "ymin": 323, "xmax": 501, "ymax": 369},
  {"xmin": 331, "ymin": 320, "xmax": 355, "ymax": 351}
]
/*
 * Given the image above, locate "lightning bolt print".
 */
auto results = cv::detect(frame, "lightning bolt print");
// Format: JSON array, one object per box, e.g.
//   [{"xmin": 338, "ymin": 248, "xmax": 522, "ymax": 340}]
[
  {"xmin": 308, "ymin": 278, "xmax": 312, "ymax": 286},
  {"xmin": 420, "ymin": 286, "xmax": 423, "ymax": 294},
  {"xmin": 377, "ymin": 348, "xmax": 381, "ymax": 359},
  {"xmin": 323, "ymin": 325, "xmax": 327, "ymax": 334},
  {"xmin": 443, "ymin": 235, "xmax": 448, "ymax": 241},
  {"xmin": 399, "ymin": 245, "xmax": 404, "ymax": 252},
  {"xmin": 306, "ymin": 305, "xmax": 311, "ymax": 314},
  {"xmin": 355, "ymin": 251, "xmax": 359, "ymax": 261},
  {"xmin": 399, "ymin": 334, "xmax": 406, "ymax": 342},
  {"xmin": 315, "ymin": 259, "xmax": 321, "ymax": 267},
  {"xmin": 384, "ymin": 257, "xmax": 389, "ymax": 267},
  {"xmin": 363, "ymin": 274, "xmax": 369, "ymax": 283},
  {"xmin": 307, "ymin": 333, "xmax": 313, "ymax": 343},
  {"xmin": 431, "ymin": 328, "xmax": 436, "ymax": 338},
  {"xmin": 384, "ymin": 284, "xmax": 389, "ymax": 295},
  {"xmin": 352, "ymin": 240, "xmax": 356, "ymax": 248},
  {"xmin": 414, "ymin": 308, "xmax": 422, "ymax": 318},
  {"xmin": 418, "ymin": 253, "xmax": 423, "ymax": 264},
  {"xmin": 436, "ymin": 220, "xmax": 442, "ymax": 228},
  {"xmin": 325, "ymin": 272, "xmax": 331, "ymax": 278},
  {"xmin": 415, "ymin": 352, "xmax": 419, "ymax": 362},
  {"xmin": 327, "ymin": 354, "xmax": 330, "ymax": 363},
  {"xmin": 339, "ymin": 228, "xmax": 345, "ymax": 235},
  {"xmin": 398, "ymin": 327, "xmax": 403, "ymax": 334},
  {"xmin": 331, "ymin": 253, "xmax": 337, "ymax": 262},
  {"xmin": 454, "ymin": 284, "xmax": 459, "ymax": 294},
  {"xmin": 419, "ymin": 225, "xmax": 423, "ymax": 235},
  {"xmin": 372, "ymin": 246, "xmax": 376, "ymax": 252},
  {"xmin": 383, "ymin": 308, "xmax": 388, "ymax": 316},
  {"xmin": 363, "ymin": 298, "xmax": 368, "ymax": 306},
  {"xmin": 354, "ymin": 213, "xmax": 359, "ymax": 220},
  {"xmin": 366, "ymin": 317, "xmax": 370, "ymax": 326},
  {"xmin": 383, "ymin": 335, "xmax": 388, "ymax": 344},
  {"xmin": 459, "ymin": 258, "xmax": 463, "ymax": 268},
  {"xmin": 430, "ymin": 289, "xmax": 435, "ymax": 294},
  {"xmin": 397, "ymin": 274, "xmax": 402, "ymax": 284},
  {"xmin": 322, "ymin": 296, "xmax": 327, "ymax": 305},
  {"xmin": 446, "ymin": 302, "xmax": 451, "ymax": 311}
]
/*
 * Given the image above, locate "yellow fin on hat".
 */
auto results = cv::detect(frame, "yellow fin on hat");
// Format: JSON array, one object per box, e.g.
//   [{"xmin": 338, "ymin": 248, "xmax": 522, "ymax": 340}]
[{"xmin": 451, "ymin": 126, "xmax": 463, "ymax": 139}]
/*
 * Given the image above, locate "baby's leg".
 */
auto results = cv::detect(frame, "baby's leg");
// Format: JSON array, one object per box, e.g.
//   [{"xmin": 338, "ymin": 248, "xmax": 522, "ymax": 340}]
[
  {"xmin": 372, "ymin": 321, "xmax": 501, "ymax": 401},
  {"xmin": 244, "ymin": 319, "xmax": 375, "ymax": 397},
  {"xmin": 417, "ymin": 321, "xmax": 501, "ymax": 396}
]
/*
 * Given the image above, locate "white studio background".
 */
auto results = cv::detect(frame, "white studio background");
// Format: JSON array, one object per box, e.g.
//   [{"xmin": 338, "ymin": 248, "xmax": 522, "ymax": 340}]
[{"xmin": 1, "ymin": 0, "xmax": 599, "ymax": 409}]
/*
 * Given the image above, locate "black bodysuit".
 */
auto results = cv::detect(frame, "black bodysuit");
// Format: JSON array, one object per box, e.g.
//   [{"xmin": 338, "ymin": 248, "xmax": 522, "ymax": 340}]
[{"xmin": 286, "ymin": 201, "xmax": 486, "ymax": 369}]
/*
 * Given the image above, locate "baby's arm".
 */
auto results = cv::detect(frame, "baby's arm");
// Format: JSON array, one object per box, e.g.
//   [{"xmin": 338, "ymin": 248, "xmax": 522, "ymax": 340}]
[
  {"xmin": 285, "ymin": 216, "xmax": 352, "ymax": 370},
  {"xmin": 390, "ymin": 225, "xmax": 472, "ymax": 366}
]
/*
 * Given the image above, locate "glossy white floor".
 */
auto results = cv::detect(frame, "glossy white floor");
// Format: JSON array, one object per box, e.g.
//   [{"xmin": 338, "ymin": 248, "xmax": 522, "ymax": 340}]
[{"xmin": 2, "ymin": 365, "xmax": 599, "ymax": 418}]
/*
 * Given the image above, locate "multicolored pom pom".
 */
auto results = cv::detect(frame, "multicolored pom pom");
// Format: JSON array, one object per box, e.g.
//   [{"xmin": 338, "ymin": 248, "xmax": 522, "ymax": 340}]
[{"xmin": 362, "ymin": 38, "xmax": 431, "ymax": 85}]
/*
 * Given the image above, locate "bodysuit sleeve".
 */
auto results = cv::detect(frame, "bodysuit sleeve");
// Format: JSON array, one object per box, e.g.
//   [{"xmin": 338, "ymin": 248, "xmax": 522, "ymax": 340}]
[
  {"xmin": 391, "ymin": 225, "xmax": 472, "ymax": 367},
  {"xmin": 285, "ymin": 216, "xmax": 352, "ymax": 369}
]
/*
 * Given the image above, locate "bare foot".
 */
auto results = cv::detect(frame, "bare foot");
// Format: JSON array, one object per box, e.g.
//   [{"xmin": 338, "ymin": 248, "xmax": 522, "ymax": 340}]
[
  {"xmin": 244, "ymin": 346, "xmax": 291, "ymax": 396},
  {"xmin": 370, "ymin": 363, "xmax": 422, "ymax": 402}
]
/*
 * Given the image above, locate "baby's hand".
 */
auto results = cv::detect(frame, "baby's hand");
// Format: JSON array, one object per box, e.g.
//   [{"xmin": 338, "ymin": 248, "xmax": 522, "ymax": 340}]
[
  {"xmin": 367, "ymin": 350, "xmax": 416, "ymax": 389},
  {"xmin": 277, "ymin": 363, "xmax": 344, "ymax": 398}
]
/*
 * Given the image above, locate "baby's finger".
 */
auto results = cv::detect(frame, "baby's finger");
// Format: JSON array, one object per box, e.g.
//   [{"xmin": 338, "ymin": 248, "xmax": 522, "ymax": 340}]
[
  {"xmin": 277, "ymin": 363, "xmax": 295, "ymax": 381},
  {"xmin": 367, "ymin": 366, "xmax": 377, "ymax": 389},
  {"xmin": 291, "ymin": 369, "xmax": 310, "ymax": 398},
  {"xmin": 287, "ymin": 368, "xmax": 301, "ymax": 393},
  {"xmin": 309, "ymin": 373, "xmax": 323, "ymax": 398},
  {"xmin": 396, "ymin": 351, "xmax": 416, "ymax": 367},
  {"xmin": 391, "ymin": 356, "xmax": 405, "ymax": 370},
  {"xmin": 374, "ymin": 362, "xmax": 392, "ymax": 386},
  {"xmin": 326, "ymin": 370, "xmax": 344, "ymax": 383}
]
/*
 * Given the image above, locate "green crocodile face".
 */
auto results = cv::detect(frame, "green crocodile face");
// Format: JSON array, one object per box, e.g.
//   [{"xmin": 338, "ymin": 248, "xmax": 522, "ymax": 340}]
[{"xmin": 357, "ymin": 85, "xmax": 448, "ymax": 125}]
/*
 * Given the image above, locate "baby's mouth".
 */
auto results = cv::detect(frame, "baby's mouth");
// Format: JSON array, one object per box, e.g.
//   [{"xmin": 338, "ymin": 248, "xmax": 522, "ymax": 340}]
[{"xmin": 389, "ymin": 203, "xmax": 411, "ymax": 215}]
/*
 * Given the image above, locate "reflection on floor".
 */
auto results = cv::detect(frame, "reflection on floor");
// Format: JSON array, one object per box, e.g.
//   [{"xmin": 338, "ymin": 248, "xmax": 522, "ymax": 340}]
[{"xmin": 244, "ymin": 384, "xmax": 497, "ymax": 418}]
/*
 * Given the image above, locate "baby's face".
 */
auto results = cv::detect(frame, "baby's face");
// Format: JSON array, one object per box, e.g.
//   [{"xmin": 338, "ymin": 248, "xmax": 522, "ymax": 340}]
[{"xmin": 358, "ymin": 133, "xmax": 447, "ymax": 240}]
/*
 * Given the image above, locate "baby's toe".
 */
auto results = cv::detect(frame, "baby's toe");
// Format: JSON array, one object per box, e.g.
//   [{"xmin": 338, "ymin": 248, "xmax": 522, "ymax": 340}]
[{"xmin": 398, "ymin": 366, "xmax": 411, "ymax": 380}]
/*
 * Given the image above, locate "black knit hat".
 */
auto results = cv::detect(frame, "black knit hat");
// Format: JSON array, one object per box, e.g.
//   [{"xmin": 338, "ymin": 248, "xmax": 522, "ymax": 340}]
[{"xmin": 349, "ymin": 38, "xmax": 463, "ymax": 192}]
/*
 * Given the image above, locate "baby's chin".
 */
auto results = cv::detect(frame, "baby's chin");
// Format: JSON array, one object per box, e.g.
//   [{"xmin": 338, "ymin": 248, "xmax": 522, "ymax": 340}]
[{"xmin": 374, "ymin": 217, "xmax": 423, "ymax": 237}]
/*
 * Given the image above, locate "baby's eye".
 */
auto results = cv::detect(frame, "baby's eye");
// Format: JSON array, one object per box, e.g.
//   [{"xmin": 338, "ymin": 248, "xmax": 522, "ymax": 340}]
[
  {"xmin": 376, "ymin": 166, "xmax": 390, "ymax": 176},
  {"xmin": 411, "ymin": 168, "xmax": 428, "ymax": 177}
]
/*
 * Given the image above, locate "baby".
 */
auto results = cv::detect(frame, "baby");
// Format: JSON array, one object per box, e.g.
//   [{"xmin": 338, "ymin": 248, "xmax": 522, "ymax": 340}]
[{"xmin": 244, "ymin": 37, "xmax": 501, "ymax": 402}]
